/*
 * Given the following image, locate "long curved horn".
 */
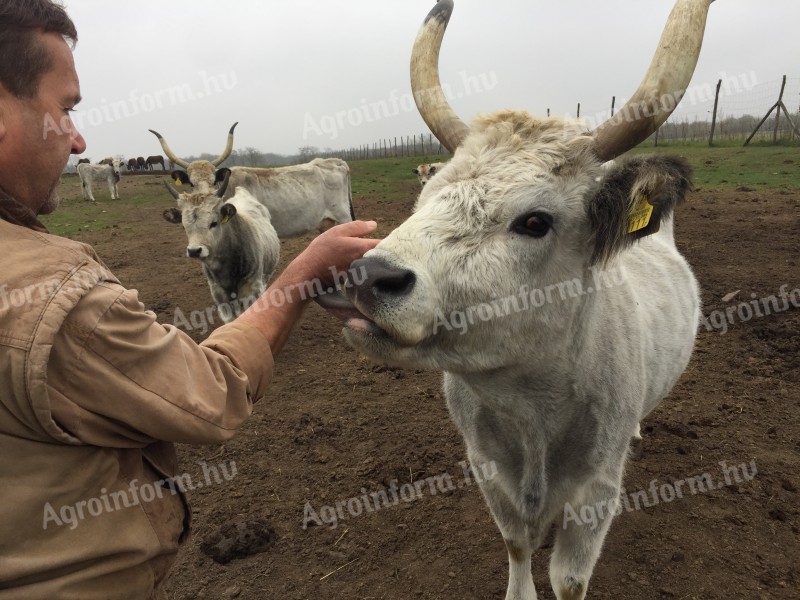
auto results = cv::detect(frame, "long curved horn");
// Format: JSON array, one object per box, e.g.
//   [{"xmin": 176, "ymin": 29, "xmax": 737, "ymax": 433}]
[
  {"xmin": 149, "ymin": 129, "xmax": 190, "ymax": 169},
  {"xmin": 211, "ymin": 122, "xmax": 239, "ymax": 167},
  {"xmin": 592, "ymin": 0, "xmax": 715, "ymax": 161},
  {"xmin": 410, "ymin": 0, "xmax": 468, "ymax": 153}
]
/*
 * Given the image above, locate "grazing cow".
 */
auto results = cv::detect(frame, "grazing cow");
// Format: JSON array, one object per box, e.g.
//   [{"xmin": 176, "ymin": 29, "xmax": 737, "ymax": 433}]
[
  {"xmin": 317, "ymin": 1, "xmax": 711, "ymax": 599},
  {"xmin": 146, "ymin": 155, "xmax": 165, "ymax": 171},
  {"xmin": 162, "ymin": 175, "xmax": 280, "ymax": 322},
  {"xmin": 77, "ymin": 159, "xmax": 122, "ymax": 201},
  {"xmin": 126, "ymin": 158, "xmax": 138, "ymax": 171},
  {"xmin": 136, "ymin": 156, "xmax": 146, "ymax": 171},
  {"xmin": 150, "ymin": 124, "xmax": 353, "ymax": 237},
  {"xmin": 412, "ymin": 161, "xmax": 445, "ymax": 187}
]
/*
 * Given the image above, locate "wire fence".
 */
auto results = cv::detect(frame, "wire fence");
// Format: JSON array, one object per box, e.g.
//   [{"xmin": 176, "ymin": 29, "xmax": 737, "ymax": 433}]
[{"xmin": 316, "ymin": 75, "xmax": 800, "ymax": 161}]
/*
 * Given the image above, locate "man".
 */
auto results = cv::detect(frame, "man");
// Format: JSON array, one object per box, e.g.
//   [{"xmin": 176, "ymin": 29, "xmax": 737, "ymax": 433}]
[{"xmin": 0, "ymin": 1, "xmax": 378, "ymax": 598}]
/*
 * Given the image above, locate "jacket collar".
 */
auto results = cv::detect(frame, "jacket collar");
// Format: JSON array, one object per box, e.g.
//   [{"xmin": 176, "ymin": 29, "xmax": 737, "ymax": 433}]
[{"xmin": 0, "ymin": 188, "xmax": 49, "ymax": 233}]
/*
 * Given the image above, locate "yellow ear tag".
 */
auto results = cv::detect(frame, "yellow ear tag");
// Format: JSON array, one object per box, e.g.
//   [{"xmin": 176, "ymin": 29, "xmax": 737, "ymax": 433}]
[
  {"xmin": 174, "ymin": 179, "xmax": 181, "ymax": 186},
  {"xmin": 628, "ymin": 195, "xmax": 654, "ymax": 234},
  {"xmin": 220, "ymin": 214, "xmax": 231, "ymax": 225}
]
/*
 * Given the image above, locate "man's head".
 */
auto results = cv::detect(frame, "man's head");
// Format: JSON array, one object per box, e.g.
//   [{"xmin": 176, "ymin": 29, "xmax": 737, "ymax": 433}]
[{"xmin": 0, "ymin": 0, "xmax": 86, "ymax": 215}]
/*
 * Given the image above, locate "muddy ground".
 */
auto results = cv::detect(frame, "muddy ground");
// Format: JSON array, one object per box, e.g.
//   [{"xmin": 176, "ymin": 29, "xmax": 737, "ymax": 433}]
[{"xmin": 57, "ymin": 172, "xmax": 799, "ymax": 600}]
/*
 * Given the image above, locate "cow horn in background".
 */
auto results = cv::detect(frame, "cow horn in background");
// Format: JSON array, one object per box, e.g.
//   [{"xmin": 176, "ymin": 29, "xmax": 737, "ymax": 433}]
[
  {"xmin": 410, "ymin": 0, "xmax": 468, "ymax": 154},
  {"xmin": 591, "ymin": 0, "xmax": 715, "ymax": 161},
  {"xmin": 164, "ymin": 180, "xmax": 181, "ymax": 200},
  {"xmin": 211, "ymin": 122, "xmax": 239, "ymax": 167},
  {"xmin": 149, "ymin": 129, "xmax": 190, "ymax": 169},
  {"xmin": 215, "ymin": 169, "xmax": 231, "ymax": 198}
]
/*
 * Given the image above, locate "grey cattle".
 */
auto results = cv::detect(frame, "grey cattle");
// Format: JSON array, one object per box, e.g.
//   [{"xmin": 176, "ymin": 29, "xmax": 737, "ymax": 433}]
[
  {"xmin": 215, "ymin": 159, "xmax": 354, "ymax": 238},
  {"xmin": 77, "ymin": 160, "xmax": 122, "ymax": 201},
  {"xmin": 163, "ymin": 175, "xmax": 280, "ymax": 322},
  {"xmin": 317, "ymin": 1, "xmax": 712, "ymax": 599},
  {"xmin": 149, "ymin": 123, "xmax": 353, "ymax": 238}
]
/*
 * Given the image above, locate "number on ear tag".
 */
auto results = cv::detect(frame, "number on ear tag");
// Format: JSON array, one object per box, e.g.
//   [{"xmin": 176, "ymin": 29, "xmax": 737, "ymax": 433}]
[{"xmin": 628, "ymin": 196, "xmax": 654, "ymax": 234}]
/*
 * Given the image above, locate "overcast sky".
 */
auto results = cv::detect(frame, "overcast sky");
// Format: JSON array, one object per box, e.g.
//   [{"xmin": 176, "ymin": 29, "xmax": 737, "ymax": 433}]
[{"xmin": 63, "ymin": 0, "xmax": 800, "ymax": 161}]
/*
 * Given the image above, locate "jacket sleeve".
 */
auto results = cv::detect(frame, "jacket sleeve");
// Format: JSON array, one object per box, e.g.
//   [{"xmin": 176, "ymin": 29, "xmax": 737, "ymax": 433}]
[{"xmin": 46, "ymin": 281, "xmax": 274, "ymax": 447}]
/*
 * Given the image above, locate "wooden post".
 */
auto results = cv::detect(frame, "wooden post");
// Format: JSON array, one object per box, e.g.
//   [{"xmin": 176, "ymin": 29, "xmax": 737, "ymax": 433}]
[
  {"xmin": 708, "ymin": 79, "xmax": 722, "ymax": 146},
  {"xmin": 654, "ymin": 127, "xmax": 659, "ymax": 147},
  {"xmin": 611, "ymin": 96, "xmax": 615, "ymax": 117},
  {"xmin": 576, "ymin": 103, "xmax": 580, "ymax": 118},
  {"xmin": 547, "ymin": 108, "xmax": 550, "ymax": 117},
  {"xmin": 773, "ymin": 75, "xmax": 787, "ymax": 143}
]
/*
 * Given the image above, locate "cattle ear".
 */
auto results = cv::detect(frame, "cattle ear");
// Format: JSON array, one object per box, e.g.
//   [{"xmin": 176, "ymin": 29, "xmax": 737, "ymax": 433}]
[
  {"xmin": 215, "ymin": 168, "xmax": 231, "ymax": 186},
  {"xmin": 412, "ymin": 168, "xmax": 419, "ymax": 175},
  {"xmin": 172, "ymin": 171, "xmax": 191, "ymax": 186},
  {"xmin": 587, "ymin": 155, "xmax": 692, "ymax": 266},
  {"xmin": 429, "ymin": 165, "xmax": 437, "ymax": 174},
  {"xmin": 220, "ymin": 203, "xmax": 237, "ymax": 224},
  {"xmin": 162, "ymin": 208, "xmax": 182, "ymax": 224}
]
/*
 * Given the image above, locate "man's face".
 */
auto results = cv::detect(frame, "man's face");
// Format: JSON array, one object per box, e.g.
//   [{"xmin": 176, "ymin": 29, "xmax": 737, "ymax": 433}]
[{"xmin": 0, "ymin": 32, "xmax": 86, "ymax": 214}]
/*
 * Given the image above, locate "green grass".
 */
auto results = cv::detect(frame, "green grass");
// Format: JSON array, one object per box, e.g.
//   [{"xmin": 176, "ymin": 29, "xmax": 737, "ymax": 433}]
[
  {"xmin": 628, "ymin": 144, "xmax": 799, "ymax": 191},
  {"xmin": 42, "ymin": 174, "xmax": 172, "ymax": 236},
  {"xmin": 348, "ymin": 154, "xmax": 451, "ymax": 198}
]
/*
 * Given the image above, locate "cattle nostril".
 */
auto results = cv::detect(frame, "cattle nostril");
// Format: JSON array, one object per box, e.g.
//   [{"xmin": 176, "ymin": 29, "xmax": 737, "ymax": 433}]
[
  {"xmin": 187, "ymin": 248, "xmax": 202, "ymax": 258},
  {"xmin": 373, "ymin": 270, "xmax": 415, "ymax": 297}
]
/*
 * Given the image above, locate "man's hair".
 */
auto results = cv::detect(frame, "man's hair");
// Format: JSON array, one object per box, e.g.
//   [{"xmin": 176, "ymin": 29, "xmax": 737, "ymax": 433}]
[{"xmin": 0, "ymin": 0, "xmax": 77, "ymax": 98}]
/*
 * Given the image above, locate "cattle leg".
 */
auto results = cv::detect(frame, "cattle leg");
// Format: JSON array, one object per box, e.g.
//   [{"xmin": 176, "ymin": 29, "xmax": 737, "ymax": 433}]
[
  {"xmin": 82, "ymin": 180, "xmax": 95, "ymax": 202},
  {"xmin": 548, "ymin": 469, "xmax": 624, "ymax": 600},
  {"xmin": 109, "ymin": 180, "xmax": 118, "ymax": 200},
  {"xmin": 478, "ymin": 474, "xmax": 539, "ymax": 600}
]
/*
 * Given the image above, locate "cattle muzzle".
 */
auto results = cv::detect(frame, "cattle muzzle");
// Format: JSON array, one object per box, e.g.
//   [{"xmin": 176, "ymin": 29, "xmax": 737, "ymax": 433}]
[
  {"xmin": 314, "ymin": 257, "xmax": 416, "ymax": 338},
  {"xmin": 348, "ymin": 257, "xmax": 416, "ymax": 314},
  {"xmin": 187, "ymin": 247, "xmax": 203, "ymax": 259}
]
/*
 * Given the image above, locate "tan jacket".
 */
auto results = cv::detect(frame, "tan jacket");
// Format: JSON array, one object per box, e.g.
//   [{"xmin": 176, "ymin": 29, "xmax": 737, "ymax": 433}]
[{"xmin": 0, "ymin": 192, "xmax": 274, "ymax": 599}]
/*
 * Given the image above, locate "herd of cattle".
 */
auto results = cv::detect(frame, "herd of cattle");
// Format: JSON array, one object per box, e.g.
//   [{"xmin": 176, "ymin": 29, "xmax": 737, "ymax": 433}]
[
  {"xmin": 74, "ymin": 125, "xmax": 439, "ymax": 321},
  {"xmin": 65, "ymin": 0, "xmax": 718, "ymax": 597}
]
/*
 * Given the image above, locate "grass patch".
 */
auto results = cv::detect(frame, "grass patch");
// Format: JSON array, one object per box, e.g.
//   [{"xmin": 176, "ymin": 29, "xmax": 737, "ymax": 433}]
[{"xmin": 42, "ymin": 174, "xmax": 173, "ymax": 236}]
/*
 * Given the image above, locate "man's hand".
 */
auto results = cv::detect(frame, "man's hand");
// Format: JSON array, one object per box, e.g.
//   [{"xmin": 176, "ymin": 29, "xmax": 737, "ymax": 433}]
[
  {"xmin": 284, "ymin": 220, "xmax": 380, "ymax": 286},
  {"xmin": 237, "ymin": 220, "xmax": 380, "ymax": 354}
]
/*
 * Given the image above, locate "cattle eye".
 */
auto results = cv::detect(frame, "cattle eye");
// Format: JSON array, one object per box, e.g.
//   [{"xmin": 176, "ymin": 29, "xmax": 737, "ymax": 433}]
[
  {"xmin": 210, "ymin": 221, "xmax": 218, "ymax": 229},
  {"xmin": 512, "ymin": 212, "xmax": 552, "ymax": 238}
]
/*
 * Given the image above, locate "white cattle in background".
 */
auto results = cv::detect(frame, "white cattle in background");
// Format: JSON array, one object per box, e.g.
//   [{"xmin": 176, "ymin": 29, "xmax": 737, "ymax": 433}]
[
  {"xmin": 412, "ymin": 161, "xmax": 445, "ymax": 187},
  {"xmin": 77, "ymin": 160, "xmax": 122, "ymax": 201},
  {"xmin": 150, "ymin": 124, "xmax": 354, "ymax": 237}
]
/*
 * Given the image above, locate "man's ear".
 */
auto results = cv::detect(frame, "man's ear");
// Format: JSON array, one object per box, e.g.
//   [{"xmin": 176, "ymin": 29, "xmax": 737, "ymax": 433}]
[
  {"xmin": 162, "ymin": 207, "xmax": 182, "ymax": 224},
  {"xmin": 588, "ymin": 155, "xmax": 693, "ymax": 266},
  {"xmin": 220, "ymin": 203, "xmax": 237, "ymax": 224}
]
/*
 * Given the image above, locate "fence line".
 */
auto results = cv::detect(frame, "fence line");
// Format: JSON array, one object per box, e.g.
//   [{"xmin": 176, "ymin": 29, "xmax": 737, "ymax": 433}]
[{"xmin": 315, "ymin": 75, "xmax": 800, "ymax": 162}]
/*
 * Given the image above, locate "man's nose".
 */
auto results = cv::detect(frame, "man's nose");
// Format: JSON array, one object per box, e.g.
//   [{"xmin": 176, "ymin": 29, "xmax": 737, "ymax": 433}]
[{"xmin": 71, "ymin": 130, "xmax": 87, "ymax": 155}]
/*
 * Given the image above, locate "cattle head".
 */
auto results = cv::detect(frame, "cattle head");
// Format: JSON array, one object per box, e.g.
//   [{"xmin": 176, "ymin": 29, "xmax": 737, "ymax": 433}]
[
  {"xmin": 110, "ymin": 158, "xmax": 122, "ymax": 182},
  {"xmin": 413, "ymin": 162, "xmax": 444, "ymax": 187},
  {"xmin": 162, "ymin": 172, "xmax": 235, "ymax": 259},
  {"xmin": 149, "ymin": 122, "xmax": 238, "ymax": 192},
  {"xmin": 319, "ymin": 0, "xmax": 710, "ymax": 373}
]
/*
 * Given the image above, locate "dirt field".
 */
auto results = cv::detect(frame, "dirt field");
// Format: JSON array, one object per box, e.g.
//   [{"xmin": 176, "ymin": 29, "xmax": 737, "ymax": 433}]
[{"xmin": 57, "ymin": 171, "xmax": 799, "ymax": 600}]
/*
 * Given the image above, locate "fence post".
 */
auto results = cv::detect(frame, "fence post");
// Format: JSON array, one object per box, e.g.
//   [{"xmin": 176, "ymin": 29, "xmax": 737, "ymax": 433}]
[
  {"xmin": 772, "ymin": 75, "xmax": 787, "ymax": 143},
  {"xmin": 611, "ymin": 96, "xmax": 615, "ymax": 117},
  {"xmin": 708, "ymin": 79, "xmax": 722, "ymax": 146},
  {"xmin": 576, "ymin": 103, "xmax": 580, "ymax": 118}
]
